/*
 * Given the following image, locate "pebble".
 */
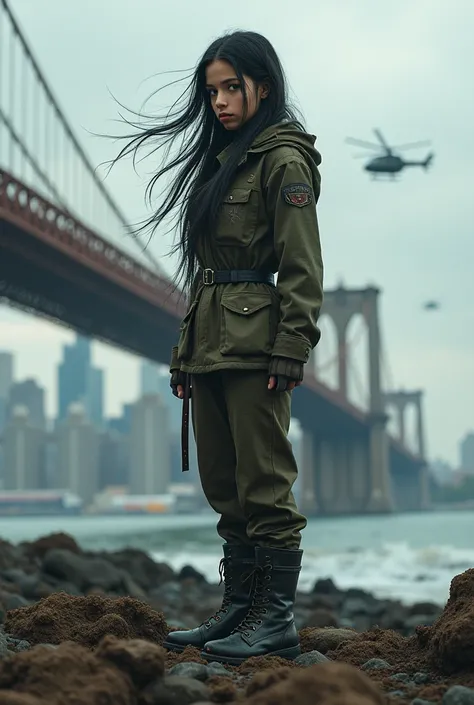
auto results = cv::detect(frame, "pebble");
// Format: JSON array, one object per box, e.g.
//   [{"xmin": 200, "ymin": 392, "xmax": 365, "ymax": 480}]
[
  {"xmin": 205, "ymin": 661, "xmax": 232, "ymax": 677},
  {"xmin": 361, "ymin": 658, "xmax": 391, "ymax": 670},
  {"xmin": 442, "ymin": 685, "xmax": 474, "ymax": 705},
  {"xmin": 295, "ymin": 650, "xmax": 330, "ymax": 667},
  {"xmin": 143, "ymin": 675, "xmax": 210, "ymax": 704},
  {"xmin": 168, "ymin": 662, "xmax": 209, "ymax": 681},
  {"xmin": 390, "ymin": 673, "xmax": 413, "ymax": 685}
]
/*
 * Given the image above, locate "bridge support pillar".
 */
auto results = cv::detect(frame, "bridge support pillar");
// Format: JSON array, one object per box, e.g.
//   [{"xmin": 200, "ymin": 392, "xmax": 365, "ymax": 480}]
[
  {"xmin": 366, "ymin": 413, "xmax": 394, "ymax": 512},
  {"xmin": 299, "ymin": 430, "xmax": 318, "ymax": 517}
]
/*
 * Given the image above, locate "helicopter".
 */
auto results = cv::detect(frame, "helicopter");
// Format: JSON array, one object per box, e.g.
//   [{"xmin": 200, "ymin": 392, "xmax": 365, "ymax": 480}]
[{"xmin": 345, "ymin": 128, "xmax": 434, "ymax": 179}]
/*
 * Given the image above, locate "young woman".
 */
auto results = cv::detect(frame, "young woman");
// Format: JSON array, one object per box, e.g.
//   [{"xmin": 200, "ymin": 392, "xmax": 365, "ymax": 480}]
[{"xmin": 113, "ymin": 30, "xmax": 323, "ymax": 665}]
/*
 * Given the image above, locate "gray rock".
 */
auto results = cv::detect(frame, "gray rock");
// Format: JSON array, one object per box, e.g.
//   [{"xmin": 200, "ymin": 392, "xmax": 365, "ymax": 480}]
[
  {"xmin": 14, "ymin": 640, "xmax": 31, "ymax": 652},
  {"xmin": 42, "ymin": 549, "xmax": 125, "ymax": 592},
  {"xmin": 295, "ymin": 650, "xmax": 330, "ymax": 667},
  {"xmin": 411, "ymin": 699, "xmax": 435, "ymax": 705},
  {"xmin": 0, "ymin": 633, "xmax": 9, "ymax": 659},
  {"xmin": 168, "ymin": 662, "xmax": 209, "ymax": 681},
  {"xmin": 342, "ymin": 597, "xmax": 373, "ymax": 616},
  {"xmin": 413, "ymin": 672, "xmax": 431, "ymax": 685},
  {"xmin": 1, "ymin": 593, "xmax": 29, "ymax": 610},
  {"xmin": 149, "ymin": 581, "xmax": 182, "ymax": 605},
  {"xmin": 442, "ymin": 685, "xmax": 474, "ymax": 705},
  {"xmin": 205, "ymin": 662, "xmax": 232, "ymax": 677},
  {"xmin": 389, "ymin": 691, "xmax": 406, "ymax": 699},
  {"xmin": 390, "ymin": 673, "xmax": 413, "ymax": 685},
  {"xmin": 142, "ymin": 675, "xmax": 210, "ymax": 705},
  {"xmin": 1, "ymin": 568, "xmax": 27, "ymax": 583},
  {"xmin": 361, "ymin": 658, "xmax": 391, "ymax": 671},
  {"xmin": 404, "ymin": 614, "xmax": 438, "ymax": 630}
]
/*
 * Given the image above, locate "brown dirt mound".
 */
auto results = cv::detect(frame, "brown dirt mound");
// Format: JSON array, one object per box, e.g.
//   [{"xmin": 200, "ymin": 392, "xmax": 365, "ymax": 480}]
[
  {"xmin": 4, "ymin": 593, "xmax": 169, "ymax": 648},
  {"xmin": 242, "ymin": 661, "xmax": 385, "ymax": 705},
  {"xmin": 326, "ymin": 626, "xmax": 427, "ymax": 672},
  {"xmin": 0, "ymin": 641, "xmax": 134, "ymax": 705},
  {"xmin": 425, "ymin": 568, "xmax": 474, "ymax": 673}
]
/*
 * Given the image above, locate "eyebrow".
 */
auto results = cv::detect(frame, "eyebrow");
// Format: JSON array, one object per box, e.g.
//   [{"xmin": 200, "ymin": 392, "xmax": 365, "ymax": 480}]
[{"xmin": 205, "ymin": 77, "xmax": 239, "ymax": 88}]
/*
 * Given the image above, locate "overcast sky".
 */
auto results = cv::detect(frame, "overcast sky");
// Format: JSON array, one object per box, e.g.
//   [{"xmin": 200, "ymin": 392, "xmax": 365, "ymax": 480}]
[{"xmin": 1, "ymin": 0, "xmax": 473, "ymax": 465}]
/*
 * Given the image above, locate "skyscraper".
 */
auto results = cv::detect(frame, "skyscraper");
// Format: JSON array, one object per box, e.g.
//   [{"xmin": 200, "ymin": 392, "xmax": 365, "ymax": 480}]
[
  {"xmin": 0, "ymin": 351, "xmax": 13, "ymax": 432},
  {"xmin": 129, "ymin": 394, "xmax": 171, "ymax": 495},
  {"xmin": 86, "ymin": 367, "xmax": 104, "ymax": 428},
  {"xmin": 6, "ymin": 379, "xmax": 46, "ymax": 430},
  {"xmin": 57, "ymin": 335, "xmax": 103, "ymax": 427},
  {"xmin": 3, "ymin": 406, "xmax": 46, "ymax": 490},
  {"xmin": 56, "ymin": 403, "xmax": 99, "ymax": 504},
  {"xmin": 140, "ymin": 360, "xmax": 161, "ymax": 396},
  {"xmin": 460, "ymin": 432, "xmax": 474, "ymax": 473}
]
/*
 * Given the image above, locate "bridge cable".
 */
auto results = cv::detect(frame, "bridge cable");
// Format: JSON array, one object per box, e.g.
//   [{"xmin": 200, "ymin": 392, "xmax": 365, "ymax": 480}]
[{"xmin": 0, "ymin": 0, "xmax": 165, "ymax": 276}]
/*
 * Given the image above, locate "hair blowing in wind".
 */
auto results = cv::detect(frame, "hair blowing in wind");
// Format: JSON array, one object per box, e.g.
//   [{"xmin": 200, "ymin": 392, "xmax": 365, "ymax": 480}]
[{"xmin": 108, "ymin": 30, "xmax": 304, "ymax": 293}]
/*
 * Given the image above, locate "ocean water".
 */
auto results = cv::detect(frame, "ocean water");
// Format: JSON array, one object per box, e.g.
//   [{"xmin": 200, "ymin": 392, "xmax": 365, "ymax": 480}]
[{"xmin": 0, "ymin": 510, "xmax": 473, "ymax": 607}]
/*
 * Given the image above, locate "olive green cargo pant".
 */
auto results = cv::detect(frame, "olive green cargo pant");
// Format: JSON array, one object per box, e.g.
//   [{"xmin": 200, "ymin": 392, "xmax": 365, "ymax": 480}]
[{"xmin": 191, "ymin": 370, "xmax": 307, "ymax": 549}]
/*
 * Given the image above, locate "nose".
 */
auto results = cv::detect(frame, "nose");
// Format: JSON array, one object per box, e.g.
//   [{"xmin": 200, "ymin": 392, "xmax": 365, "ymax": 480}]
[{"xmin": 215, "ymin": 90, "xmax": 227, "ymax": 109}]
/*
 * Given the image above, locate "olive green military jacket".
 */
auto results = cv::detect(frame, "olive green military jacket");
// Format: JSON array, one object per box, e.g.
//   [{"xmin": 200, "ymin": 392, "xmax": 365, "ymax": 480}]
[{"xmin": 170, "ymin": 121, "xmax": 324, "ymax": 376}]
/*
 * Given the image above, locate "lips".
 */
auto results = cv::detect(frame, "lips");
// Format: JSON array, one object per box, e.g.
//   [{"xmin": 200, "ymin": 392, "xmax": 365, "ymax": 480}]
[{"xmin": 219, "ymin": 113, "xmax": 233, "ymax": 120}]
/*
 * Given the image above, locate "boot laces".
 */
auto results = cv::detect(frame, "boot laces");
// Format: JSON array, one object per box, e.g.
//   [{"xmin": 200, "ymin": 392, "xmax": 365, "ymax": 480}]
[
  {"xmin": 234, "ymin": 558, "xmax": 272, "ymax": 635},
  {"xmin": 203, "ymin": 558, "xmax": 232, "ymax": 628}
]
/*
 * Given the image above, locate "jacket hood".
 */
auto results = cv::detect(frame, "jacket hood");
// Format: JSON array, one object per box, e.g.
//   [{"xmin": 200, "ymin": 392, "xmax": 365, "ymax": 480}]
[
  {"xmin": 217, "ymin": 121, "xmax": 322, "ymax": 175},
  {"xmin": 248, "ymin": 121, "xmax": 322, "ymax": 170}
]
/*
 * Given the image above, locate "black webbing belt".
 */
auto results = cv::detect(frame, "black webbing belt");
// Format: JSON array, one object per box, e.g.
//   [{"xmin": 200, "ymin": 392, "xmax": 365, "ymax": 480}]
[{"xmin": 197, "ymin": 268, "xmax": 275, "ymax": 286}]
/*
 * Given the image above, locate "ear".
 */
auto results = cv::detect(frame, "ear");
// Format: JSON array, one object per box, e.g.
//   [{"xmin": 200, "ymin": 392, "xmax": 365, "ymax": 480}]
[{"xmin": 259, "ymin": 82, "xmax": 270, "ymax": 100}]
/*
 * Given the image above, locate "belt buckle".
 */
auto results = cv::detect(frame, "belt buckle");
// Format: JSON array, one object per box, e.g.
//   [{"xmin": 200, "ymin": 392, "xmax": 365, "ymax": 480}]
[{"xmin": 202, "ymin": 268, "xmax": 214, "ymax": 285}]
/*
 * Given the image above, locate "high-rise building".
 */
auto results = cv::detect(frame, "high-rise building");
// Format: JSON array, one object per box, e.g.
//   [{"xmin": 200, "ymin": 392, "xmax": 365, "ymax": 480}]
[
  {"xmin": 6, "ymin": 379, "xmax": 46, "ymax": 430},
  {"xmin": 57, "ymin": 335, "xmax": 103, "ymax": 427},
  {"xmin": 129, "ymin": 394, "xmax": 171, "ymax": 495},
  {"xmin": 460, "ymin": 432, "xmax": 474, "ymax": 473},
  {"xmin": 108, "ymin": 403, "xmax": 132, "ymax": 436},
  {"xmin": 140, "ymin": 360, "xmax": 161, "ymax": 396},
  {"xmin": 3, "ymin": 406, "xmax": 46, "ymax": 490},
  {"xmin": 56, "ymin": 403, "xmax": 99, "ymax": 504},
  {"xmin": 86, "ymin": 367, "xmax": 104, "ymax": 428},
  {"xmin": 99, "ymin": 429, "xmax": 130, "ymax": 489},
  {"xmin": 0, "ymin": 351, "xmax": 14, "ymax": 432}
]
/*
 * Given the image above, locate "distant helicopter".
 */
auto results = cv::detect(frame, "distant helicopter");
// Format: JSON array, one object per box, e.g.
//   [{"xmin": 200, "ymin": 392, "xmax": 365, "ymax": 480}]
[
  {"xmin": 423, "ymin": 301, "xmax": 440, "ymax": 311},
  {"xmin": 345, "ymin": 129, "xmax": 434, "ymax": 179}
]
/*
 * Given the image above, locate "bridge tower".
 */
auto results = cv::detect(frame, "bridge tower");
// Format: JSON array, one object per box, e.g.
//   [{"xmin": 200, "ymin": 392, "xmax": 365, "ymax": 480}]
[
  {"xmin": 298, "ymin": 284, "xmax": 397, "ymax": 516},
  {"xmin": 384, "ymin": 390, "xmax": 430, "ymax": 509},
  {"xmin": 317, "ymin": 284, "xmax": 393, "ymax": 512}
]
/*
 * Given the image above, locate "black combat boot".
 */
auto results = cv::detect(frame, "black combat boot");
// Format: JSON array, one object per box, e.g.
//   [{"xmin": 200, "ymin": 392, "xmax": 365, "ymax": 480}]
[
  {"xmin": 163, "ymin": 543, "xmax": 255, "ymax": 652},
  {"xmin": 200, "ymin": 546, "xmax": 302, "ymax": 665}
]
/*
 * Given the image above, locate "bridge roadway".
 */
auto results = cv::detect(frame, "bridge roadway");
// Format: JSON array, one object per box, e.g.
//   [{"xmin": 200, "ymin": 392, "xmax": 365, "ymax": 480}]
[{"xmin": 0, "ymin": 169, "xmax": 429, "ymax": 514}]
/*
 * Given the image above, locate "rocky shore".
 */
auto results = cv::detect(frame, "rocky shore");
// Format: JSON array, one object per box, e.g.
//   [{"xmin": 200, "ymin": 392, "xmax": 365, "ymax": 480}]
[{"xmin": 0, "ymin": 532, "xmax": 473, "ymax": 703}]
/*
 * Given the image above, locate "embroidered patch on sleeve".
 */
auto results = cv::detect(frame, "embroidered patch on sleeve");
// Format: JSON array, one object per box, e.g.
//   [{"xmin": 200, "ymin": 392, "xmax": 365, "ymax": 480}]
[{"xmin": 282, "ymin": 182, "xmax": 313, "ymax": 207}]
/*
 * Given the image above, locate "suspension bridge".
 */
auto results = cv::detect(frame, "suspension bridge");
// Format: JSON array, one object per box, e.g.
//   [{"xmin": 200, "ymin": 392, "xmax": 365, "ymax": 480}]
[{"xmin": 0, "ymin": 0, "xmax": 429, "ymax": 514}]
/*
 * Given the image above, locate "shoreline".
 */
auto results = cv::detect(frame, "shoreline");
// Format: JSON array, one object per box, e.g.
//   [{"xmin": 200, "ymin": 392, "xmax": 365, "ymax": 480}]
[{"xmin": 0, "ymin": 531, "xmax": 472, "ymax": 704}]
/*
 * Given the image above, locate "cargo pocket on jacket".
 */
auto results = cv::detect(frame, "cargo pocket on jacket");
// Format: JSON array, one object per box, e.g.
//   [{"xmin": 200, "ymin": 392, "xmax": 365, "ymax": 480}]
[
  {"xmin": 215, "ymin": 188, "xmax": 258, "ymax": 247},
  {"xmin": 220, "ymin": 292, "xmax": 275, "ymax": 356},
  {"xmin": 177, "ymin": 300, "xmax": 198, "ymax": 360}
]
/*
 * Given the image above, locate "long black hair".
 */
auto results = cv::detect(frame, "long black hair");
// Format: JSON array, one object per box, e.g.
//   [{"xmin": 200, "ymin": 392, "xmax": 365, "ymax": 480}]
[{"xmin": 110, "ymin": 30, "xmax": 304, "ymax": 293}]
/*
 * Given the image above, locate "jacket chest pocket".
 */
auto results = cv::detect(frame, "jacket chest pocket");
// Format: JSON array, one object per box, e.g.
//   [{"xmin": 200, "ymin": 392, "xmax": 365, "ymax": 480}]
[
  {"xmin": 220, "ymin": 292, "xmax": 276, "ymax": 356},
  {"xmin": 215, "ymin": 188, "xmax": 258, "ymax": 247}
]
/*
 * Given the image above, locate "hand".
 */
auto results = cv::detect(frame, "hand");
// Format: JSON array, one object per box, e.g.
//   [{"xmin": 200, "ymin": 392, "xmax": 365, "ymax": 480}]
[
  {"xmin": 170, "ymin": 370, "xmax": 189, "ymax": 399},
  {"xmin": 268, "ymin": 376, "xmax": 302, "ymax": 393}
]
